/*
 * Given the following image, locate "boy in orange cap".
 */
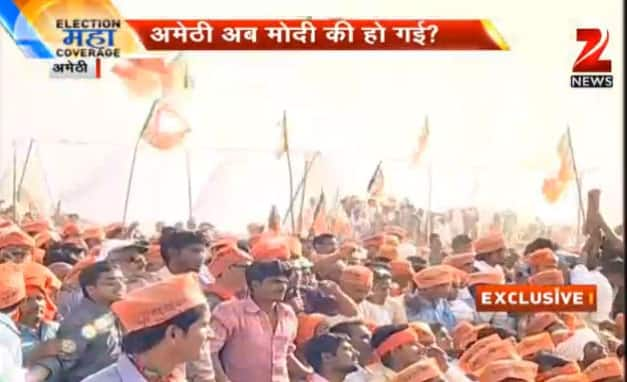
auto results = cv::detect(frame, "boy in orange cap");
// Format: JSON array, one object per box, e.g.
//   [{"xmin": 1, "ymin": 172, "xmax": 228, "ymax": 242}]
[
  {"xmin": 370, "ymin": 324, "xmax": 423, "ymax": 373},
  {"xmin": 0, "ymin": 262, "xmax": 26, "ymax": 379},
  {"xmin": 0, "ymin": 227, "xmax": 36, "ymax": 264},
  {"xmin": 407, "ymin": 265, "xmax": 457, "ymax": 331},
  {"xmin": 82, "ymin": 273, "xmax": 211, "ymax": 381},
  {"xmin": 473, "ymin": 232, "xmax": 506, "ymax": 276},
  {"xmin": 205, "ymin": 244, "xmax": 252, "ymax": 310}
]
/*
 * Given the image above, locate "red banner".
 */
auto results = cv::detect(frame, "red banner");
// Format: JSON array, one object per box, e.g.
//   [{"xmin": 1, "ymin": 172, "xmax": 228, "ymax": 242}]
[{"xmin": 125, "ymin": 19, "xmax": 509, "ymax": 51}]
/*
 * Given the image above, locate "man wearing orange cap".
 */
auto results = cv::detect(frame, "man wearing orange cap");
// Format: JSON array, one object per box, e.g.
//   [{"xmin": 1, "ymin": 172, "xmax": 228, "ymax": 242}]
[
  {"xmin": 0, "ymin": 227, "xmax": 36, "ymax": 264},
  {"xmin": 329, "ymin": 320, "xmax": 386, "ymax": 382},
  {"xmin": 211, "ymin": 260, "xmax": 309, "ymax": 382},
  {"xmin": 82, "ymin": 273, "xmax": 212, "ymax": 382},
  {"xmin": 583, "ymin": 356, "xmax": 624, "ymax": 382},
  {"xmin": 304, "ymin": 333, "xmax": 361, "ymax": 382},
  {"xmin": 28, "ymin": 261, "xmax": 126, "ymax": 382},
  {"xmin": 473, "ymin": 233, "xmax": 507, "ymax": 277},
  {"xmin": 464, "ymin": 271, "xmax": 513, "ymax": 330},
  {"xmin": 406, "ymin": 265, "xmax": 457, "ymax": 331},
  {"xmin": 205, "ymin": 244, "xmax": 252, "ymax": 310},
  {"xmin": 0, "ymin": 262, "xmax": 26, "ymax": 381},
  {"xmin": 370, "ymin": 324, "xmax": 423, "ymax": 374}
]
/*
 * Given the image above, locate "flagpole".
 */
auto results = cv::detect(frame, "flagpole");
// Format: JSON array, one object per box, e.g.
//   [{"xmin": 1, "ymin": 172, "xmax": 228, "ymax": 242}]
[
  {"xmin": 566, "ymin": 126, "xmax": 585, "ymax": 241},
  {"xmin": 426, "ymin": 163, "xmax": 433, "ymax": 245},
  {"xmin": 283, "ymin": 151, "xmax": 320, "ymax": 225},
  {"xmin": 297, "ymin": 158, "xmax": 310, "ymax": 235},
  {"xmin": 16, "ymin": 138, "xmax": 34, "ymax": 202},
  {"xmin": 283, "ymin": 110, "xmax": 297, "ymax": 233},
  {"xmin": 185, "ymin": 149, "xmax": 193, "ymax": 222},
  {"xmin": 122, "ymin": 100, "xmax": 160, "ymax": 225}
]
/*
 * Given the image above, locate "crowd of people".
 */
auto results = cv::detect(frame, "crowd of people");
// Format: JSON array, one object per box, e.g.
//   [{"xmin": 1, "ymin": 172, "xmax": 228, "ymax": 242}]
[{"xmin": 0, "ymin": 194, "xmax": 624, "ymax": 382}]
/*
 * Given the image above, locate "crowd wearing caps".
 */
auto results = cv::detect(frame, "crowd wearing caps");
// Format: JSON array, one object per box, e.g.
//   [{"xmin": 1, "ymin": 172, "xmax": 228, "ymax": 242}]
[{"xmin": 0, "ymin": 197, "xmax": 623, "ymax": 382}]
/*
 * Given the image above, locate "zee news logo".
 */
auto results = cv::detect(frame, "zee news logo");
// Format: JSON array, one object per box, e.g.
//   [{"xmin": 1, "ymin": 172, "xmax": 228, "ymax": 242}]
[{"xmin": 571, "ymin": 28, "xmax": 613, "ymax": 88}]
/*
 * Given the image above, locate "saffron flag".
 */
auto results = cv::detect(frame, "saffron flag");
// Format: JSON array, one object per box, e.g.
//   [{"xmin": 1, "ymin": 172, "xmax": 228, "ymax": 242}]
[
  {"xmin": 141, "ymin": 99, "xmax": 191, "ymax": 150},
  {"xmin": 112, "ymin": 55, "xmax": 192, "ymax": 99},
  {"xmin": 367, "ymin": 161, "xmax": 385, "ymax": 199},
  {"xmin": 276, "ymin": 110, "xmax": 289, "ymax": 159},
  {"xmin": 411, "ymin": 116, "xmax": 430, "ymax": 167},
  {"xmin": 542, "ymin": 130, "xmax": 575, "ymax": 203},
  {"xmin": 311, "ymin": 190, "xmax": 328, "ymax": 235},
  {"xmin": 332, "ymin": 206, "xmax": 353, "ymax": 239}
]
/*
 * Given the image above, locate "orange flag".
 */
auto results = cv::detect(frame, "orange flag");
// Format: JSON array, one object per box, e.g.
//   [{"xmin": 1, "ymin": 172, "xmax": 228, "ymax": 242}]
[
  {"xmin": 311, "ymin": 190, "xmax": 328, "ymax": 235},
  {"xmin": 112, "ymin": 55, "xmax": 191, "ymax": 99},
  {"xmin": 332, "ymin": 206, "xmax": 353, "ymax": 239},
  {"xmin": 542, "ymin": 130, "xmax": 575, "ymax": 203},
  {"xmin": 411, "ymin": 116, "xmax": 430, "ymax": 167},
  {"xmin": 140, "ymin": 100, "xmax": 191, "ymax": 151}
]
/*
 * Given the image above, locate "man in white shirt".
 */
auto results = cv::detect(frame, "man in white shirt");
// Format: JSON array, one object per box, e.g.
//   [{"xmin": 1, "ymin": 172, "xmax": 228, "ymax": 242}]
[{"xmin": 0, "ymin": 263, "xmax": 27, "ymax": 382}]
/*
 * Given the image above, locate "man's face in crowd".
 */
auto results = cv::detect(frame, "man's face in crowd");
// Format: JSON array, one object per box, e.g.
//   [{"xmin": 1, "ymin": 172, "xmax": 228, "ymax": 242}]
[
  {"xmin": 344, "ymin": 324, "xmax": 373, "ymax": 365},
  {"xmin": 108, "ymin": 247, "xmax": 147, "ymax": 276},
  {"xmin": 392, "ymin": 341, "xmax": 423, "ymax": 369},
  {"xmin": 326, "ymin": 340, "xmax": 360, "ymax": 374},
  {"xmin": 0, "ymin": 246, "xmax": 30, "ymax": 264},
  {"xmin": 341, "ymin": 282, "xmax": 371, "ymax": 304},
  {"xmin": 170, "ymin": 243, "xmax": 207, "ymax": 274},
  {"xmin": 253, "ymin": 275, "xmax": 290, "ymax": 302},
  {"xmin": 488, "ymin": 248, "xmax": 506, "ymax": 267},
  {"xmin": 171, "ymin": 308, "xmax": 212, "ymax": 362},
  {"xmin": 88, "ymin": 268, "xmax": 126, "ymax": 303},
  {"xmin": 371, "ymin": 277, "xmax": 392, "ymax": 302},
  {"xmin": 20, "ymin": 288, "xmax": 46, "ymax": 322},
  {"xmin": 315, "ymin": 236, "xmax": 338, "ymax": 255}
]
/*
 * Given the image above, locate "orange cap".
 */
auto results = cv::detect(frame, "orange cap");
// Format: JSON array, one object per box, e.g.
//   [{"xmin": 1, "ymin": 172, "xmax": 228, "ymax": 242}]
[
  {"xmin": 0, "ymin": 263, "xmax": 26, "ymax": 309},
  {"xmin": 250, "ymin": 236, "xmax": 289, "ymax": 261},
  {"xmin": 528, "ymin": 269, "xmax": 565, "ymax": 285},
  {"xmin": 550, "ymin": 329, "xmax": 575, "ymax": 345},
  {"xmin": 544, "ymin": 374, "xmax": 588, "ymax": 382},
  {"xmin": 33, "ymin": 230, "xmax": 61, "ymax": 249},
  {"xmin": 208, "ymin": 245, "xmax": 252, "ymax": 278},
  {"xmin": 384, "ymin": 225, "xmax": 407, "ymax": 240},
  {"xmin": 408, "ymin": 321, "xmax": 436, "ymax": 346},
  {"xmin": 526, "ymin": 312, "xmax": 561, "ymax": 335},
  {"xmin": 439, "ymin": 264, "xmax": 468, "ymax": 285},
  {"xmin": 295, "ymin": 313, "xmax": 326, "ymax": 347},
  {"xmin": 583, "ymin": 357, "xmax": 624, "ymax": 381},
  {"xmin": 479, "ymin": 360, "xmax": 538, "ymax": 382},
  {"xmin": 62, "ymin": 222, "xmax": 82, "ymax": 238},
  {"xmin": 442, "ymin": 252, "xmax": 475, "ymax": 270},
  {"xmin": 391, "ymin": 357, "xmax": 443, "ymax": 382},
  {"xmin": 459, "ymin": 334, "xmax": 502, "ymax": 373},
  {"xmin": 0, "ymin": 227, "xmax": 35, "ymax": 249},
  {"xmin": 21, "ymin": 219, "xmax": 52, "ymax": 235},
  {"xmin": 112, "ymin": 273, "xmax": 207, "ymax": 333},
  {"xmin": 527, "ymin": 249, "xmax": 558, "ymax": 271},
  {"xmin": 413, "ymin": 265, "xmax": 453, "ymax": 289},
  {"xmin": 83, "ymin": 226, "xmax": 105, "ymax": 242},
  {"xmin": 467, "ymin": 271, "xmax": 505, "ymax": 286},
  {"xmin": 340, "ymin": 265, "xmax": 374, "ymax": 288},
  {"xmin": 536, "ymin": 362, "xmax": 581, "ymax": 382},
  {"xmin": 377, "ymin": 244, "xmax": 399, "ymax": 261},
  {"xmin": 516, "ymin": 332, "xmax": 555, "ymax": 358},
  {"xmin": 467, "ymin": 338, "xmax": 520, "ymax": 376},
  {"xmin": 375, "ymin": 327, "xmax": 419, "ymax": 358},
  {"xmin": 474, "ymin": 233, "xmax": 506, "ymax": 254},
  {"xmin": 22, "ymin": 261, "xmax": 60, "ymax": 321},
  {"xmin": 361, "ymin": 234, "xmax": 384, "ymax": 249},
  {"xmin": 453, "ymin": 322, "xmax": 488, "ymax": 352},
  {"xmin": 389, "ymin": 260, "xmax": 414, "ymax": 279}
]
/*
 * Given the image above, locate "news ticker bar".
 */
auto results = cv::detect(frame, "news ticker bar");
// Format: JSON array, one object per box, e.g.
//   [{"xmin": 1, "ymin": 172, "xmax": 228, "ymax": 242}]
[
  {"xmin": 475, "ymin": 285, "xmax": 597, "ymax": 312},
  {"xmin": 124, "ymin": 19, "xmax": 509, "ymax": 51},
  {"xmin": 49, "ymin": 58, "xmax": 101, "ymax": 79}
]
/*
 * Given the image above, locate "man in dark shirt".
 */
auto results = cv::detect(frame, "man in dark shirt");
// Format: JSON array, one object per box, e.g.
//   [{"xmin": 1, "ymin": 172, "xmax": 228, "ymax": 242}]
[{"xmin": 30, "ymin": 261, "xmax": 125, "ymax": 382}]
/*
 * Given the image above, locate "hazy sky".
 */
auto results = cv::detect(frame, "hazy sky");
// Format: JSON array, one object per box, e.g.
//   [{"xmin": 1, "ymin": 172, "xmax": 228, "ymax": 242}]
[{"xmin": 0, "ymin": 0, "xmax": 622, "ymax": 231}]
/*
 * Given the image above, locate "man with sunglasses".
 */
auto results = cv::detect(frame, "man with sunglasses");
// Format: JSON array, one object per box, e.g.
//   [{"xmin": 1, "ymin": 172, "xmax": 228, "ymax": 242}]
[{"xmin": 205, "ymin": 244, "xmax": 252, "ymax": 310}]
